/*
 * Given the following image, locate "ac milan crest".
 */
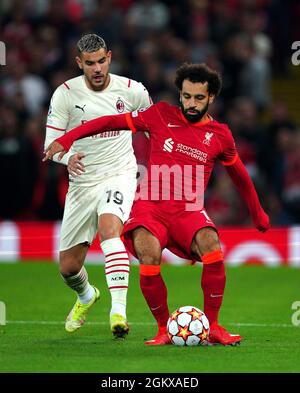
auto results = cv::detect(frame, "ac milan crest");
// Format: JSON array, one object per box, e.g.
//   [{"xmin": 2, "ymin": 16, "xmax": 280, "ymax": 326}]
[{"xmin": 116, "ymin": 98, "xmax": 125, "ymax": 113}]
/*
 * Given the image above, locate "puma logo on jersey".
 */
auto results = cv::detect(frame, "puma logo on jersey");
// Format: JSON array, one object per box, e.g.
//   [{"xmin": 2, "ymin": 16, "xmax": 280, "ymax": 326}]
[
  {"xmin": 163, "ymin": 138, "xmax": 174, "ymax": 152},
  {"xmin": 203, "ymin": 132, "xmax": 213, "ymax": 146},
  {"xmin": 75, "ymin": 104, "xmax": 86, "ymax": 113}
]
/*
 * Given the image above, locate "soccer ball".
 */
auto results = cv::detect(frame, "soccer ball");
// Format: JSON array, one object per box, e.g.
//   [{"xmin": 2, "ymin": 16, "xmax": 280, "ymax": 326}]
[{"xmin": 167, "ymin": 306, "xmax": 210, "ymax": 346}]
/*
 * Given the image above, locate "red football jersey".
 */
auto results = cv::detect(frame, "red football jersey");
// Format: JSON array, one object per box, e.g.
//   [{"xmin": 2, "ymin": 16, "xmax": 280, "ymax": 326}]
[{"xmin": 126, "ymin": 101, "xmax": 238, "ymax": 204}]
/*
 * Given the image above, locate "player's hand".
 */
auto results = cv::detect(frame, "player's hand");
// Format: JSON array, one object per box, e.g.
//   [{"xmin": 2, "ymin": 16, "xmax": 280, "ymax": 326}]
[
  {"xmin": 67, "ymin": 153, "xmax": 85, "ymax": 177},
  {"xmin": 43, "ymin": 141, "xmax": 66, "ymax": 162},
  {"xmin": 254, "ymin": 210, "xmax": 270, "ymax": 233}
]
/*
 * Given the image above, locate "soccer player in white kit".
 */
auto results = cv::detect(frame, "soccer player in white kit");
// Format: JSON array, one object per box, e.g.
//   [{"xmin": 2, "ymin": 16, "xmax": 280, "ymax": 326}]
[{"xmin": 44, "ymin": 34, "xmax": 151, "ymax": 338}]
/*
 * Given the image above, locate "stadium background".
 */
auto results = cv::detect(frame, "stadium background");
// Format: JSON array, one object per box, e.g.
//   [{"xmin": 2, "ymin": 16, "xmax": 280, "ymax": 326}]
[{"xmin": 0, "ymin": 0, "xmax": 300, "ymax": 265}]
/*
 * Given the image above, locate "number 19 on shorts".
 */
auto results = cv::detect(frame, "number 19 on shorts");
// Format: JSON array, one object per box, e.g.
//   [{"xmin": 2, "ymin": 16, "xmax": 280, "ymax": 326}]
[{"xmin": 106, "ymin": 190, "xmax": 124, "ymax": 205}]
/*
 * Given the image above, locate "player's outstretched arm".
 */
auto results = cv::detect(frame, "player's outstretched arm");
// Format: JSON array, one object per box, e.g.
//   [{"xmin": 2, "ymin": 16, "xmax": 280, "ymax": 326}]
[
  {"xmin": 43, "ymin": 113, "xmax": 132, "ymax": 161},
  {"xmin": 225, "ymin": 156, "xmax": 270, "ymax": 232}
]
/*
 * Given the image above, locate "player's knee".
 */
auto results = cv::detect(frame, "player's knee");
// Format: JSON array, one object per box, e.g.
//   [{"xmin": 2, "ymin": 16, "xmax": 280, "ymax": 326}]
[
  {"xmin": 99, "ymin": 227, "xmax": 120, "ymax": 242},
  {"xmin": 98, "ymin": 220, "xmax": 122, "ymax": 242},
  {"xmin": 98, "ymin": 214, "xmax": 123, "ymax": 242},
  {"xmin": 137, "ymin": 253, "xmax": 160, "ymax": 266},
  {"xmin": 195, "ymin": 228, "xmax": 221, "ymax": 255}
]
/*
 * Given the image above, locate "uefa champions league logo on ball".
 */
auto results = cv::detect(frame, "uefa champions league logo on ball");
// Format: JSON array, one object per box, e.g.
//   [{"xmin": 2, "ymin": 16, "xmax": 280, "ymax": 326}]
[{"xmin": 0, "ymin": 42, "xmax": 6, "ymax": 66}]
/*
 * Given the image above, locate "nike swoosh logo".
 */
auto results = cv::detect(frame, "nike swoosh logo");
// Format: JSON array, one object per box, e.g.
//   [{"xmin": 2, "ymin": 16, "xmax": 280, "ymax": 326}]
[
  {"xmin": 150, "ymin": 305, "xmax": 162, "ymax": 311},
  {"xmin": 210, "ymin": 294, "xmax": 223, "ymax": 298},
  {"xmin": 168, "ymin": 123, "xmax": 181, "ymax": 127}
]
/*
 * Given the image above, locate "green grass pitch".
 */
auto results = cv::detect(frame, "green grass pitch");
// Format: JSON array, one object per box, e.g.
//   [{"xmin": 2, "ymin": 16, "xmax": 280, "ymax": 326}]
[{"xmin": 0, "ymin": 262, "xmax": 299, "ymax": 373}]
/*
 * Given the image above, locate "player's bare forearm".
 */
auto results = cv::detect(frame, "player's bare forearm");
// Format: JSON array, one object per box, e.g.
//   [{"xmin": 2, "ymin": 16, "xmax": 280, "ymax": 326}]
[{"xmin": 225, "ymin": 157, "xmax": 270, "ymax": 232}]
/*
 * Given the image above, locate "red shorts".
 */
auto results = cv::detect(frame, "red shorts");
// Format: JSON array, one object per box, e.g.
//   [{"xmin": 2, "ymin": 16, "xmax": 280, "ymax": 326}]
[{"xmin": 123, "ymin": 200, "xmax": 217, "ymax": 261}]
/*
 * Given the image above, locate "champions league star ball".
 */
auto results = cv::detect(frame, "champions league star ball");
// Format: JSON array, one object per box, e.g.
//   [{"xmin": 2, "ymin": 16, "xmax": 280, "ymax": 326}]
[{"xmin": 167, "ymin": 306, "xmax": 210, "ymax": 346}]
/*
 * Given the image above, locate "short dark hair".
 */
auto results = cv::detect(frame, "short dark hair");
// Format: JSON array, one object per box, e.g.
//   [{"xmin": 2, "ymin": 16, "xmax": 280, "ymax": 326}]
[
  {"xmin": 77, "ymin": 34, "xmax": 107, "ymax": 54},
  {"xmin": 175, "ymin": 63, "xmax": 222, "ymax": 96}
]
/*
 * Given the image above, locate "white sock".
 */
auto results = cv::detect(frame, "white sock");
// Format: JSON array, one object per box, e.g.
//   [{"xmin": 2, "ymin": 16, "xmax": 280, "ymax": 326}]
[
  {"xmin": 101, "ymin": 237, "xmax": 129, "ymax": 318},
  {"xmin": 78, "ymin": 285, "xmax": 96, "ymax": 304},
  {"xmin": 110, "ymin": 303, "xmax": 126, "ymax": 318},
  {"xmin": 61, "ymin": 266, "xmax": 95, "ymax": 304}
]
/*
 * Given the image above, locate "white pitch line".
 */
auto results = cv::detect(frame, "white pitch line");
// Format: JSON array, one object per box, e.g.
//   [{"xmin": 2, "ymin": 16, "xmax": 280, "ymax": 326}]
[
  {"xmin": 6, "ymin": 320, "xmax": 153, "ymax": 326},
  {"xmin": 230, "ymin": 323, "xmax": 298, "ymax": 328},
  {"xmin": 5, "ymin": 321, "xmax": 298, "ymax": 328}
]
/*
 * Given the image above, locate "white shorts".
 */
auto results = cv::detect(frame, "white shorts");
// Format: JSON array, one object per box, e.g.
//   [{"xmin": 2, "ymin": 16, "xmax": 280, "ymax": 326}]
[{"xmin": 60, "ymin": 172, "xmax": 137, "ymax": 251}]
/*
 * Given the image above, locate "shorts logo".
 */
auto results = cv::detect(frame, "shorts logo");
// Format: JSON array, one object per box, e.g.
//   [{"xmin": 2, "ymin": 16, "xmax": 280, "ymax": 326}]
[
  {"xmin": 163, "ymin": 138, "xmax": 174, "ymax": 152},
  {"xmin": 116, "ymin": 98, "xmax": 125, "ymax": 113},
  {"xmin": 203, "ymin": 132, "xmax": 213, "ymax": 146}
]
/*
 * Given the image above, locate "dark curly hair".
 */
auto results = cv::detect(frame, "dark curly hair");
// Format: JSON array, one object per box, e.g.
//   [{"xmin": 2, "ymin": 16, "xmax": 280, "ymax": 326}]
[{"xmin": 175, "ymin": 63, "xmax": 222, "ymax": 96}]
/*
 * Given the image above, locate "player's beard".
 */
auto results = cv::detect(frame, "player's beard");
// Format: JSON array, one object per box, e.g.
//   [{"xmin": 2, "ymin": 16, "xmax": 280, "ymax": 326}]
[{"xmin": 180, "ymin": 100, "xmax": 209, "ymax": 123}]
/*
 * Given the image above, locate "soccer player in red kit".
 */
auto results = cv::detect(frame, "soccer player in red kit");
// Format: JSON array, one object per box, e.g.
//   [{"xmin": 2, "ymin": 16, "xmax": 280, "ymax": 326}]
[{"xmin": 44, "ymin": 63, "xmax": 270, "ymax": 346}]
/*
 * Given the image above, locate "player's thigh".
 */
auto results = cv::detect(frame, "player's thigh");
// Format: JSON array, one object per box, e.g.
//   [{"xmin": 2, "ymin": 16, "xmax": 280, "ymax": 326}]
[
  {"xmin": 132, "ymin": 226, "xmax": 162, "ymax": 265},
  {"xmin": 59, "ymin": 243, "xmax": 89, "ymax": 276},
  {"xmin": 60, "ymin": 185, "xmax": 98, "ymax": 252},
  {"xmin": 97, "ymin": 172, "xmax": 137, "ymax": 225},
  {"xmin": 122, "ymin": 200, "xmax": 169, "ymax": 261},
  {"xmin": 169, "ymin": 208, "xmax": 218, "ymax": 259}
]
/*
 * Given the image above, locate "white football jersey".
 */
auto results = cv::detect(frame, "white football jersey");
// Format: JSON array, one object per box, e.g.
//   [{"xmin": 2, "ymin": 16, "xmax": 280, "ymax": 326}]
[{"xmin": 45, "ymin": 74, "xmax": 151, "ymax": 186}]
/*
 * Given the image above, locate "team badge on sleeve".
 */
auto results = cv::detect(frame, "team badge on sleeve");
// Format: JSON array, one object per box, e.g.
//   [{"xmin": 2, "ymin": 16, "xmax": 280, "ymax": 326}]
[{"xmin": 132, "ymin": 107, "xmax": 147, "ymax": 117}]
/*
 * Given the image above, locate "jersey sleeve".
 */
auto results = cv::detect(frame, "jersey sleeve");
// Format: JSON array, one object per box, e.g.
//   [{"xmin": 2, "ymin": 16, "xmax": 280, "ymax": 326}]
[
  {"xmin": 217, "ymin": 125, "xmax": 239, "ymax": 166},
  {"xmin": 44, "ymin": 85, "xmax": 73, "ymax": 165},
  {"xmin": 131, "ymin": 81, "xmax": 153, "ymax": 111},
  {"xmin": 126, "ymin": 104, "xmax": 159, "ymax": 133}
]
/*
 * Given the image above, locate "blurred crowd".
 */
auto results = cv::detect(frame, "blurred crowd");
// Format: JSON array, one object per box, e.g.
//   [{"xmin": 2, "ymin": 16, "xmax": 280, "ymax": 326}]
[{"xmin": 1, "ymin": 0, "xmax": 300, "ymax": 226}]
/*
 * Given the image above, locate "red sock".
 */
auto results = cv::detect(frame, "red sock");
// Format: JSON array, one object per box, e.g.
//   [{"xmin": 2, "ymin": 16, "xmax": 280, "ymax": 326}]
[
  {"xmin": 201, "ymin": 251, "xmax": 226, "ymax": 326},
  {"xmin": 140, "ymin": 265, "xmax": 170, "ymax": 333}
]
